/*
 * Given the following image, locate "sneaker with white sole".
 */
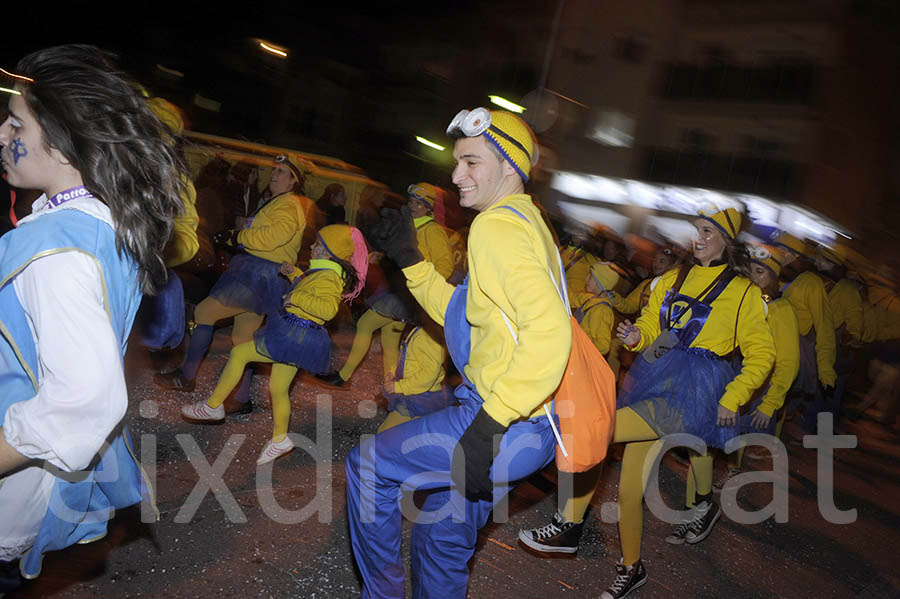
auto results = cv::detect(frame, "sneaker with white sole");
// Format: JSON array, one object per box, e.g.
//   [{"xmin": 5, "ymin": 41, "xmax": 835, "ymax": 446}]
[
  {"xmin": 600, "ymin": 558, "xmax": 647, "ymax": 599},
  {"xmin": 666, "ymin": 500, "xmax": 721, "ymax": 545},
  {"xmin": 257, "ymin": 437, "xmax": 295, "ymax": 465},
  {"xmin": 518, "ymin": 511, "xmax": 584, "ymax": 554},
  {"xmin": 181, "ymin": 400, "xmax": 225, "ymax": 423},
  {"xmin": 713, "ymin": 467, "xmax": 741, "ymax": 493}
]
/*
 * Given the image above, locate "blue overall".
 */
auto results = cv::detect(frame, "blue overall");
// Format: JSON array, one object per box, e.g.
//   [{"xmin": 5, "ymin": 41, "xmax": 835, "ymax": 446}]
[
  {"xmin": 0, "ymin": 208, "xmax": 148, "ymax": 578},
  {"xmin": 618, "ymin": 269, "xmax": 742, "ymax": 448},
  {"xmin": 136, "ymin": 267, "xmax": 185, "ymax": 350},
  {"xmin": 346, "ymin": 220, "xmax": 558, "ymax": 598},
  {"xmin": 383, "ymin": 326, "xmax": 453, "ymax": 418},
  {"xmin": 573, "ymin": 296, "xmax": 612, "ymax": 325}
]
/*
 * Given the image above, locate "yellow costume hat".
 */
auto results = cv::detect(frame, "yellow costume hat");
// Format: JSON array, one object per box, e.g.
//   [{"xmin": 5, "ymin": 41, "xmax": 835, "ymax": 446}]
[
  {"xmin": 408, "ymin": 182, "xmax": 440, "ymax": 210},
  {"xmin": 447, "ymin": 107, "xmax": 537, "ymax": 182},
  {"xmin": 772, "ymin": 231, "xmax": 812, "ymax": 260},
  {"xmin": 749, "ymin": 244, "xmax": 783, "ymax": 277},
  {"xmin": 589, "ymin": 262, "xmax": 622, "ymax": 291},
  {"xmin": 697, "ymin": 207, "xmax": 741, "ymax": 240},
  {"xmin": 147, "ymin": 97, "xmax": 185, "ymax": 137}
]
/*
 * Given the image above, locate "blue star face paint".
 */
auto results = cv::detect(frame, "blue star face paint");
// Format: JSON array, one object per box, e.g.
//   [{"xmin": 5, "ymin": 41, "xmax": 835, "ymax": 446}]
[{"xmin": 11, "ymin": 138, "xmax": 27, "ymax": 165}]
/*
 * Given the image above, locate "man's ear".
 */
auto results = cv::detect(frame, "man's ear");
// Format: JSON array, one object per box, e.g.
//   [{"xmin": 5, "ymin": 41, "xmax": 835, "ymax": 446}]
[{"xmin": 501, "ymin": 159, "xmax": 517, "ymax": 179}]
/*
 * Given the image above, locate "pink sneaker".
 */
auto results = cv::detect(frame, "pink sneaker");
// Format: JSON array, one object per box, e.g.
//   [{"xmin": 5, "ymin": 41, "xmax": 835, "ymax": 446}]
[
  {"xmin": 257, "ymin": 437, "xmax": 295, "ymax": 465},
  {"xmin": 181, "ymin": 400, "xmax": 225, "ymax": 423}
]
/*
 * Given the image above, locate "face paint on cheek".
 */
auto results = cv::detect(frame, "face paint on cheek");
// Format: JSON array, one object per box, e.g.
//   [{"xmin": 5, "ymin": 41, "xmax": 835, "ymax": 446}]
[{"xmin": 11, "ymin": 138, "xmax": 27, "ymax": 165}]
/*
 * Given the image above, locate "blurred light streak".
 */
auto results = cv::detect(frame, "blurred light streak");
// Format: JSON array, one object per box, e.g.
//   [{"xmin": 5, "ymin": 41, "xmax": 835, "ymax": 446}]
[
  {"xmin": 0, "ymin": 86, "xmax": 21, "ymax": 96},
  {"xmin": 259, "ymin": 42, "xmax": 288, "ymax": 58},
  {"xmin": 489, "ymin": 95, "xmax": 526, "ymax": 113},
  {"xmin": 545, "ymin": 88, "xmax": 588, "ymax": 108},
  {"xmin": 415, "ymin": 136, "xmax": 445, "ymax": 151},
  {"xmin": 0, "ymin": 68, "xmax": 33, "ymax": 82},
  {"xmin": 155, "ymin": 64, "xmax": 184, "ymax": 78}
]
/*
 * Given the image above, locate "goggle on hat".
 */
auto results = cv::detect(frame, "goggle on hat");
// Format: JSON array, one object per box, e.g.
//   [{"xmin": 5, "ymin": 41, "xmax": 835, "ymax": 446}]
[
  {"xmin": 748, "ymin": 244, "xmax": 783, "ymax": 277},
  {"xmin": 446, "ymin": 107, "xmax": 538, "ymax": 182}
]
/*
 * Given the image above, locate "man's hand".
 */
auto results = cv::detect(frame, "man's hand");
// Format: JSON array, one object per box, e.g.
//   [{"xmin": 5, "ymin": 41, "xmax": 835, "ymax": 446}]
[
  {"xmin": 616, "ymin": 320, "xmax": 641, "ymax": 348},
  {"xmin": 451, "ymin": 408, "xmax": 507, "ymax": 500},
  {"xmin": 369, "ymin": 206, "xmax": 423, "ymax": 269},
  {"xmin": 749, "ymin": 409, "xmax": 771, "ymax": 430}
]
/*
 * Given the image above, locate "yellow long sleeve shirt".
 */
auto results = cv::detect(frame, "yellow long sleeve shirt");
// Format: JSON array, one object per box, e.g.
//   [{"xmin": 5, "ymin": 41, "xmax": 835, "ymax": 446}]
[
  {"xmin": 862, "ymin": 285, "xmax": 900, "ymax": 343},
  {"xmin": 416, "ymin": 218, "xmax": 454, "ymax": 281},
  {"xmin": 237, "ymin": 192, "xmax": 312, "ymax": 265},
  {"xmin": 758, "ymin": 298, "xmax": 801, "ymax": 417},
  {"xmin": 612, "ymin": 277, "xmax": 653, "ymax": 316},
  {"xmin": 403, "ymin": 194, "xmax": 572, "ymax": 426},
  {"xmin": 394, "ymin": 327, "xmax": 446, "ymax": 395},
  {"xmin": 284, "ymin": 267, "xmax": 342, "ymax": 325},
  {"xmin": 165, "ymin": 178, "xmax": 200, "ymax": 268},
  {"xmin": 561, "ymin": 245, "xmax": 600, "ymax": 297},
  {"xmin": 782, "ymin": 271, "xmax": 837, "ymax": 386},
  {"xmin": 632, "ymin": 264, "xmax": 775, "ymax": 412},
  {"xmin": 828, "ymin": 278, "xmax": 863, "ymax": 342}
]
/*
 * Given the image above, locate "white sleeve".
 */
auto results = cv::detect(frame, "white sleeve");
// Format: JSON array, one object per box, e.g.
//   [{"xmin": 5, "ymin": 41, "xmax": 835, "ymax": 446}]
[{"xmin": 3, "ymin": 251, "xmax": 128, "ymax": 472}]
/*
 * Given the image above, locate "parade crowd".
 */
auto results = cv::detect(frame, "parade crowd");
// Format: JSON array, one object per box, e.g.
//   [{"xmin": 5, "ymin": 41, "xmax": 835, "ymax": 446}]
[{"xmin": 1, "ymin": 45, "xmax": 898, "ymax": 599}]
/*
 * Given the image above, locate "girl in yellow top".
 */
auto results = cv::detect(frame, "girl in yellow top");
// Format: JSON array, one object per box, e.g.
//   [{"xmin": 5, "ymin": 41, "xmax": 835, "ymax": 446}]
[
  {"xmin": 612, "ymin": 246, "xmax": 678, "ymax": 316},
  {"xmin": 322, "ymin": 182, "xmax": 454, "ymax": 388},
  {"xmin": 571, "ymin": 262, "xmax": 621, "ymax": 374},
  {"xmin": 156, "ymin": 154, "xmax": 314, "ymax": 400},
  {"xmin": 709, "ymin": 245, "xmax": 800, "ymax": 491},
  {"xmin": 377, "ymin": 322, "xmax": 451, "ymax": 433},
  {"xmin": 561, "ymin": 229, "xmax": 600, "ymax": 298},
  {"xmin": 598, "ymin": 208, "xmax": 774, "ymax": 598},
  {"xmin": 182, "ymin": 225, "xmax": 368, "ymax": 464}
]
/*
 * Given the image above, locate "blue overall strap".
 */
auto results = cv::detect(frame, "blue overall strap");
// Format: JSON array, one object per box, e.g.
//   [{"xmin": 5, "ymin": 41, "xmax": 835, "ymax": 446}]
[
  {"xmin": 394, "ymin": 325, "xmax": 420, "ymax": 380},
  {"xmin": 663, "ymin": 269, "xmax": 736, "ymax": 330},
  {"xmin": 497, "ymin": 204, "xmax": 530, "ymax": 222}
]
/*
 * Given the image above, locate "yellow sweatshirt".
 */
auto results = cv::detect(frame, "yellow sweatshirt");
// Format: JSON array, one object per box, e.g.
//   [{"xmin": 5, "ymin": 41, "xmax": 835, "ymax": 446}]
[
  {"xmin": 283, "ymin": 266, "xmax": 343, "ymax": 325},
  {"xmin": 415, "ymin": 217, "xmax": 454, "ymax": 281},
  {"xmin": 758, "ymin": 298, "xmax": 801, "ymax": 417},
  {"xmin": 632, "ymin": 264, "xmax": 775, "ymax": 412},
  {"xmin": 862, "ymin": 284, "xmax": 900, "ymax": 343},
  {"xmin": 782, "ymin": 271, "xmax": 837, "ymax": 387},
  {"xmin": 570, "ymin": 292, "xmax": 615, "ymax": 356},
  {"xmin": 561, "ymin": 245, "xmax": 599, "ymax": 297},
  {"xmin": 393, "ymin": 327, "xmax": 446, "ymax": 395},
  {"xmin": 612, "ymin": 277, "xmax": 653, "ymax": 316},
  {"xmin": 403, "ymin": 194, "xmax": 572, "ymax": 426},
  {"xmin": 828, "ymin": 278, "xmax": 863, "ymax": 342},
  {"xmin": 237, "ymin": 192, "xmax": 312, "ymax": 264},
  {"xmin": 165, "ymin": 178, "xmax": 200, "ymax": 268}
]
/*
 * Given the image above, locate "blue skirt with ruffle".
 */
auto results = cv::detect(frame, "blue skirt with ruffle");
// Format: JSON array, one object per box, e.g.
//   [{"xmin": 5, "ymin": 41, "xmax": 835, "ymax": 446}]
[
  {"xmin": 618, "ymin": 345, "xmax": 739, "ymax": 449},
  {"xmin": 210, "ymin": 253, "xmax": 288, "ymax": 315},
  {"xmin": 137, "ymin": 268, "xmax": 185, "ymax": 350},
  {"xmin": 366, "ymin": 289, "xmax": 414, "ymax": 322},
  {"xmin": 254, "ymin": 309, "xmax": 331, "ymax": 373}
]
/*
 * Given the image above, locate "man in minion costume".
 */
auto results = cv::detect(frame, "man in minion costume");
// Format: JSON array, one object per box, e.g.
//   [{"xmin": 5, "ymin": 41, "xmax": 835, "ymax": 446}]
[
  {"xmin": 346, "ymin": 108, "xmax": 571, "ymax": 598},
  {"xmin": 772, "ymin": 231, "xmax": 837, "ymax": 433}
]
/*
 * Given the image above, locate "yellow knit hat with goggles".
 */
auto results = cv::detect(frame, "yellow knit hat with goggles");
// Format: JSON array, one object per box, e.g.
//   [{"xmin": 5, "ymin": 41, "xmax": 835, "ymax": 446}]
[
  {"xmin": 697, "ymin": 206, "xmax": 742, "ymax": 240},
  {"xmin": 748, "ymin": 244, "xmax": 783, "ymax": 277},
  {"xmin": 771, "ymin": 231, "xmax": 812, "ymax": 260},
  {"xmin": 446, "ymin": 107, "xmax": 537, "ymax": 182},
  {"xmin": 408, "ymin": 182, "xmax": 439, "ymax": 210}
]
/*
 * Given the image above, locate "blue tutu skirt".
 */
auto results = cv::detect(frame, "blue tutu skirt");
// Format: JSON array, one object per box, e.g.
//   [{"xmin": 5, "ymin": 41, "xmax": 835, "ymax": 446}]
[
  {"xmin": 384, "ymin": 387, "xmax": 455, "ymax": 417},
  {"xmin": 618, "ymin": 345, "xmax": 739, "ymax": 449},
  {"xmin": 210, "ymin": 253, "xmax": 288, "ymax": 315},
  {"xmin": 254, "ymin": 310, "xmax": 331, "ymax": 373},
  {"xmin": 366, "ymin": 289, "xmax": 414, "ymax": 322},
  {"xmin": 137, "ymin": 269, "xmax": 185, "ymax": 350}
]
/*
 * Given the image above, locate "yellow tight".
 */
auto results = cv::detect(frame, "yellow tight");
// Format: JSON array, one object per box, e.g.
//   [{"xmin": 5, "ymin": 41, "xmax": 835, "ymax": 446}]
[
  {"xmin": 206, "ymin": 341, "xmax": 298, "ymax": 441},
  {"xmin": 377, "ymin": 410, "xmax": 414, "ymax": 433},
  {"xmin": 684, "ymin": 454, "xmax": 714, "ymax": 509},
  {"xmin": 194, "ymin": 296, "xmax": 265, "ymax": 345},
  {"xmin": 338, "ymin": 309, "xmax": 404, "ymax": 382}
]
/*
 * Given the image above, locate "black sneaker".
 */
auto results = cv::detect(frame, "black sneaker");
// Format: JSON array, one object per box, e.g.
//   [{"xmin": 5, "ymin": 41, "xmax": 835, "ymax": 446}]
[
  {"xmin": 666, "ymin": 500, "xmax": 721, "ymax": 546},
  {"xmin": 314, "ymin": 371, "xmax": 346, "ymax": 389},
  {"xmin": 517, "ymin": 511, "xmax": 584, "ymax": 554},
  {"xmin": 600, "ymin": 558, "xmax": 647, "ymax": 599}
]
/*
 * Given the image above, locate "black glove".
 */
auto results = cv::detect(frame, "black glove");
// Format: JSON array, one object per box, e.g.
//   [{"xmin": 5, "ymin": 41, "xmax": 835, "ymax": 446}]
[
  {"xmin": 451, "ymin": 407, "xmax": 508, "ymax": 501},
  {"xmin": 369, "ymin": 205, "xmax": 423, "ymax": 268},
  {"xmin": 212, "ymin": 229, "xmax": 239, "ymax": 248}
]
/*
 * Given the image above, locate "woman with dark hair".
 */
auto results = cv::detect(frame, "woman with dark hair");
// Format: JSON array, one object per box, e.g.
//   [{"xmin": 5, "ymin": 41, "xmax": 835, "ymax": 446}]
[
  {"xmin": 0, "ymin": 45, "xmax": 185, "ymax": 588},
  {"xmin": 594, "ymin": 207, "xmax": 774, "ymax": 598},
  {"xmin": 155, "ymin": 153, "xmax": 315, "ymax": 415},
  {"xmin": 318, "ymin": 182, "xmax": 348, "ymax": 225}
]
